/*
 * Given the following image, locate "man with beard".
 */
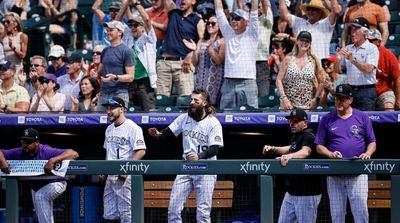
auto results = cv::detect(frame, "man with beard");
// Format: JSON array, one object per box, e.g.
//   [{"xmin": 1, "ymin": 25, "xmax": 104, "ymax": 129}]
[
  {"xmin": 315, "ymin": 84, "xmax": 376, "ymax": 223},
  {"xmin": 101, "ymin": 96, "xmax": 146, "ymax": 223},
  {"xmin": 148, "ymin": 88, "xmax": 224, "ymax": 223},
  {"xmin": 262, "ymin": 108, "xmax": 322, "ymax": 223},
  {"xmin": 0, "ymin": 128, "xmax": 79, "ymax": 223}
]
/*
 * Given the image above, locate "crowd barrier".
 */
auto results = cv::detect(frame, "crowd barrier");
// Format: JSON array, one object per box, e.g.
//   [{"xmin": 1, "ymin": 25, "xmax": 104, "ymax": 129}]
[
  {"xmin": 2, "ymin": 159, "xmax": 400, "ymax": 223},
  {"xmin": 0, "ymin": 111, "xmax": 399, "ymax": 127}
]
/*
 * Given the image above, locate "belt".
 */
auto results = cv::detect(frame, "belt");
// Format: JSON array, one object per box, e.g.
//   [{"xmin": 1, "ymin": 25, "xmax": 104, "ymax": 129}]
[
  {"xmin": 160, "ymin": 56, "xmax": 183, "ymax": 61},
  {"xmin": 349, "ymin": 84, "xmax": 376, "ymax": 90}
]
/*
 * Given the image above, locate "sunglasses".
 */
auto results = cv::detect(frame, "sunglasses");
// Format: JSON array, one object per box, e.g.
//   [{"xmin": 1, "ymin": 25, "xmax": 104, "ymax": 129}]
[
  {"xmin": 206, "ymin": 21, "xmax": 217, "ymax": 27},
  {"xmin": 38, "ymin": 77, "xmax": 50, "ymax": 84},
  {"xmin": 30, "ymin": 64, "xmax": 42, "ymax": 68},
  {"xmin": 92, "ymin": 51, "xmax": 102, "ymax": 56},
  {"xmin": 322, "ymin": 62, "xmax": 332, "ymax": 68},
  {"xmin": 109, "ymin": 8, "xmax": 119, "ymax": 13},
  {"xmin": 128, "ymin": 22, "xmax": 141, "ymax": 28},
  {"xmin": 107, "ymin": 98, "xmax": 124, "ymax": 108},
  {"xmin": 4, "ymin": 20, "xmax": 12, "ymax": 25},
  {"xmin": 48, "ymin": 56, "xmax": 61, "ymax": 61},
  {"xmin": 21, "ymin": 139, "xmax": 35, "ymax": 145},
  {"xmin": 231, "ymin": 16, "xmax": 242, "ymax": 21},
  {"xmin": 306, "ymin": 7, "xmax": 320, "ymax": 12}
]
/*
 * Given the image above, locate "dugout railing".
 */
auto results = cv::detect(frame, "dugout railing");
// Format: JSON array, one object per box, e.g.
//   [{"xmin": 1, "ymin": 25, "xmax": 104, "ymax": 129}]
[{"xmin": 2, "ymin": 159, "xmax": 400, "ymax": 223}]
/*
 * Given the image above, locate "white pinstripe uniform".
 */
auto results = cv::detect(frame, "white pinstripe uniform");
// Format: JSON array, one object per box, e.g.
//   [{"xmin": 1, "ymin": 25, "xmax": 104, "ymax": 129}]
[
  {"xmin": 167, "ymin": 113, "xmax": 223, "ymax": 223},
  {"xmin": 103, "ymin": 119, "xmax": 146, "ymax": 223}
]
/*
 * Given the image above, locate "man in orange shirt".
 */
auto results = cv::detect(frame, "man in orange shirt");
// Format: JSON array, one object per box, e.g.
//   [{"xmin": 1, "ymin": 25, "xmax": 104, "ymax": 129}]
[
  {"xmin": 146, "ymin": 0, "xmax": 175, "ymax": 41},
  {"xmin": 367, "ymin": 28, "xmax": 400, "ymax": 111},
  {"xmin": 341, "ymin": 0, "xmax": 388, "ymax": 47}
]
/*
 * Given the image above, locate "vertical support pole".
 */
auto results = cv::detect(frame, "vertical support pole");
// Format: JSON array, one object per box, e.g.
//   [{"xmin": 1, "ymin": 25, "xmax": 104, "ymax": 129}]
[
  {"xmin": 6, "ymin": 177, "xmax": 18, "ymax": 223},
  {"xmin": 260, "ymin": 175, "xmax": 273, "ymax": 223},
  {"xmin": 132, "ymin": 175, "xmax": 144, "ymax": 223},
  {"xmin": 391, "ymin": 175, "xmax": 400, "ymax": 223}
]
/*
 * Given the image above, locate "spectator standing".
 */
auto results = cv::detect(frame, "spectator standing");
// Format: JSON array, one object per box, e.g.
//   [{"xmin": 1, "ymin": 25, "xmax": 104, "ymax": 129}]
[
  {"xmin": 320, "ymin": 55, "xmax": 347, "ymax": 106},
  {"xmin": 86, "ymin": 44, "xmax": 105, "ymax": 85},
  {"xmin": 23, "ymin": 56, "xmax": 48, "ymax": 99},
  {"xmin": 146, "ymin": 0, "xmax": 175, "ymax": 41},
  {"xmin": 0, "ymin": 61, "xmax": 30, "ymax": 113},
  {"xmin": 71, "ymin": 76, "xmax": 100, "ymax": 113},
  {"xmin": 268, "ymin": 39, "xmax": 288, "ymax": 87},
  {"xmin": 276, "ymin": 31, "xmax": 324, "ymax": 111},
  {"xmin": 148, "ymin": 89, "xmax": 223, "ymax": 223},
  {"xmin": 341, "ymin": 0, "xmax": 388, "ymax": 47},
  {"xmin": 156, "ymin": 0, "xmax": 204, "ymax": 97},
  {"xmin": 315, "ymin": 84, "xmax": 376, "ymax": 223},
  {"xmin": 279, "ymin": 0, "xmax": 341, "ymax": 60},
  {"xmin": 0, "ymin": 0, "xmax": 31, "ymax": 20},
  {"xmin": 0, "ymin": 128, "xmax": 79, "ymax": 223},
  {"xmin": 47, "ymin": 45, "xmax": 67, "ymax": 78},
  {"xmin": 367, "ymin": 28, "xmax": 400, "ymax": 111},
  {"xmin": 185, "ymin": 14, "xmax": 225, "ymax": 106},
  {"xmin": 57, "ymin": 53, "xmax": 85, "ymax": 112},
  {"xmin": 256, "ymin": 0, "xmax": 274, "ymax": 97},
  {"xmin": 97, "ymin": 20, "xmax": 135, "ymax": 111},
  {"xmin": 215, "ymin": 0, "xmax": 259, "ymax": 110},
  {"xmin": 2, "ymin": 12, "xmax": 28, "ymax": 85},
  {"xmin": 92, "ymin": 0, "xmax": 133, "ymax": 48},
  {"xmin": 125, "ymin": 0, "xmax": 157, "ymax": 111},
  {"xmin": 101, "ymin": 96, "xmax": 146, "ymax": 222},
  {"xmin": 336, "ymin": 17, "xmax": 378, "ymax": 111},
  {"xmin": 30, "ymin": 73, "xmax": 65, "ymax": 113},
  {"xmin": 263, "ymin": 108, "xmax": 322, "ymax": 223}
]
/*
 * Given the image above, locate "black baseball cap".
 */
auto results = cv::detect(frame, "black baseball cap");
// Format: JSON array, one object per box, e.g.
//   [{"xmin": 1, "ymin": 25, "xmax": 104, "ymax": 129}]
[
  {"xmin": 0, "ymin": 61, "xmax": 15, "ymax": 71},
  {"xmin": 20, "ymin": 128, "xmax": 40, "ymax": 141},
  {"xmin": 285, "ymin": 108, "xmax": 308, "ymax": 121},
  {"xmin": 67, "ymin": 53, "xmax": 82, "ymax": 64},
  {"xmin": 351, "ymin": 17, "xmax": 369, "ymax": 29},
  {"xmin": 335, "ymin": 84, "xmax": 353, "ymax": 99},
  {"xmin": 101, "ymin": 97, "xmax": 126, "ymax": 108},
  {"xmin": 297, "ymin": 31, "xmax": 312, "ymax": 42}
]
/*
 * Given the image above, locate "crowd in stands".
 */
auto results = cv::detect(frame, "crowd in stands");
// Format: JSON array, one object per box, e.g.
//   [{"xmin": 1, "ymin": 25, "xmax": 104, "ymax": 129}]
[{"xmin": 0, "ymin": 0, "xmax": 399, "ymax": 114}]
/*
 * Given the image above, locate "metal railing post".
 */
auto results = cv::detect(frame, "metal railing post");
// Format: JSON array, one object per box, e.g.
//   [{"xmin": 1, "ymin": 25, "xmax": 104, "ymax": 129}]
[
  {"xmin": 6, "ymin": 177, "xmax": 18, "ymax": 223},
  {"xmin": 132, "ymin": 175, "xmax": 144, "ymax": 223},
  {"xmin": 391, "ymin": 175, "xmax": 400, "ymax": 222},
  {"xmin": 260, "ymin": 175, "xmax": 273, "ymax": 223}
]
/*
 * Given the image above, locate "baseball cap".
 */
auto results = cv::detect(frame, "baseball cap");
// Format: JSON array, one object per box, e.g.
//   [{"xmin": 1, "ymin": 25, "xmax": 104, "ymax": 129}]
[
  {"xmin": 351, "ymin": 17, "xmax": 369, "ymax": 29},
  {"xmin": 48, "ymin": 45, "xmax": 65, "ymax": 58},
  {"xmin": 300, "ymin": 0, "xmax": 329, "ymax": 18},
  {"xmin": 127, "ymin": 17, "xmax": 144, "ymax": 27},
  {"xmin": 101, "ymin": 97, "xmax": 126, "ymax": 108},
  {"xmin": 40, "ymin": 73, "xmax": 57, "ymax": 83},
  {"xmin": 109, "ymin": 1, "xmax": 121, "ymax": 9},
  {"xmin": 297, "ymin": 30, "xmax": 312, "ymax": 42},
  {"xmin": 0, "ymin": 61, "xmax": 14, "ymax": 71},
  {"xmin": 285, "ymin": 108, "xmax": 308, "ymax": 121},
  {"xmin": 103, "ymin": 20, "xmax": 125, "ymax": 32},
  {"xmin": 321, "ymin": 55, "xmax": 336, "ymax": 63},
  {"xmin": 67, "ymin": 53, "xmax": 82, "ymax": 64},
  {"xmin": 335, "ymin": 84, "xmax": 353, "ymax": 99},
  {"xmin": 230, "ymin": 9, "xmax": 249, "ymax": 21},
  {"xmin": 20, "ymin": 128, "xmax": 40, "ymax": 141},
  {"xmin": 367, "ymin": 28, "xmax": 382, "ymax": 41}
]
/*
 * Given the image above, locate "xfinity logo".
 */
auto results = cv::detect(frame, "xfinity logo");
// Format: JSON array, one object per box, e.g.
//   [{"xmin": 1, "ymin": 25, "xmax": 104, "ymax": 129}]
[
  {"xmin": 120, "ymin": 162, "xmax": 149, "ymax": 174},
  {"xmin": 364, "ymin": 161, "xmax": 395, "ymax": 173},
  {"xmin": 240, "ymin": 162, "xmax": 270, "ymax": 173}
]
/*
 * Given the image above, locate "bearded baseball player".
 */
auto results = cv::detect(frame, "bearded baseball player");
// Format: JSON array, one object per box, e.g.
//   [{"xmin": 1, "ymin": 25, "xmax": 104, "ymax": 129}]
[
  {"xmin": 148, "ymin": 89, "xmax": 224, "ymax": 223},
  {"xmin": 101, "ymin": 96, "xmax": 146, "ymax": 223},
  {"xmin": 0, "ymin": 128, "xmax": 79, "ymax": 223}
]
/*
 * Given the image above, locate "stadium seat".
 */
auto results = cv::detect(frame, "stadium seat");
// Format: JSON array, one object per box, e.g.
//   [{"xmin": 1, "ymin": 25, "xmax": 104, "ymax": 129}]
[
  {"xmin": 390, "ymin": 11, "xmax": 400, "ymax": 24},
  {"xmin": 175, "ymin": 95, "xmax": 191, "ymax": 110},
  {"xmin": 155, "ymin": 95, "xmax": 174, "ymax": 107},
  {"xmin": 74, "ymin": 49, "xmax": 93, "ymax": 63},
  {"xmin": 387, "ymin": 0, "xmax": 399, "ymax": 11},
  {"xmin": 258, "ymin": 95, "xmax": 279, "ymax": 109},
  {"xmin": 386, "ymin": 34, "xmax": 400, "ymax": 47},
  {"xmin": 226, "ymin": 104, "xmax": 261, "ymax": 113},
  {"xmin": 150, "ymin": 106, "xmax": 180, "ymax": 113},
  {"xmin": 127, "ymin": 105, "xmax": 143, "ymax": 113}
]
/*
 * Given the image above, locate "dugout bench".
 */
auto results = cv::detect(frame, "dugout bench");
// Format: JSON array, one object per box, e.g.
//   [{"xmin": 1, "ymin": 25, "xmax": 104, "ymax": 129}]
[
  {"xmin": 368, "ymin": 180, "xmax": 391, "ymax": 209},
  {"xmin": 143, "ymin": 180, "xmax": 234, "ymax": 208}
]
